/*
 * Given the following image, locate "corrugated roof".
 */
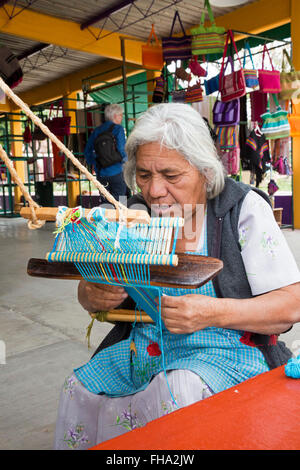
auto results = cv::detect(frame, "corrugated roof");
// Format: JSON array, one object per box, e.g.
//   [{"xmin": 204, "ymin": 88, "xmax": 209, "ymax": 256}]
[{"xmin": 0, "ymin": 0, "xmax": 259, "ymax": 97}]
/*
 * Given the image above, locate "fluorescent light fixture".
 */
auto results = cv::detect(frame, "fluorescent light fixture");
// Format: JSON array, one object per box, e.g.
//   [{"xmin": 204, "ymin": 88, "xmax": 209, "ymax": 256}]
[{"xmin": 209, "ymin": 0, "xmax": 250, "ymax": 7}]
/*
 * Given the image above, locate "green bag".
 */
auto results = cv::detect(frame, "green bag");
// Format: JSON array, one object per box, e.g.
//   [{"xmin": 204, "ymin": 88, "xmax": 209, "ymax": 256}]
[
  {"xmin": 190, "ymin": 0, "xmax": 225, "ymax": 55},
  {"xmin": 261, "ymin": 94, "xmax": 290, "ymax": 140},
  {"xmin": 279, "ymin": 49, "xmax": 300, "ymax": 102}
]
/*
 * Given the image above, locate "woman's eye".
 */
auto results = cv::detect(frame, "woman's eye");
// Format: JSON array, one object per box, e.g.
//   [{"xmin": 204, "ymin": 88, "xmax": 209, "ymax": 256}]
[
  {"xmin": 166, "ymin": 175, "xmax": 179, "ymax": 181},
  {"xmin": 138, "ymin": 173, "xmax": 150, "ymax": 180}
]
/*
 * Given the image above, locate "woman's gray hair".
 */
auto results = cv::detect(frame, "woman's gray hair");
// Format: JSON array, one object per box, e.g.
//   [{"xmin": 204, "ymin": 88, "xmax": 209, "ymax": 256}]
[
  {"xmin": 104, "ymin": 103, "xmax": 123, "ymax": 122},
  {"xmin": 124, "ymin": 103, "xmax": 225, "ymax": 199}
]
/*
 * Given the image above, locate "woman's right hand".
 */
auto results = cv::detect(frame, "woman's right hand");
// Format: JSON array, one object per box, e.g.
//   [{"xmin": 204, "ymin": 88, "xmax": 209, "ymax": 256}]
[{"xmin": 78, "ymin": 280, "xmax": 128, "ymax": 313}]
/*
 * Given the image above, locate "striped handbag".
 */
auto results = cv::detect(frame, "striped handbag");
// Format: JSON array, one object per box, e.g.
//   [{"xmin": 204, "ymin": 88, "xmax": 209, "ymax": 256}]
[
  {"xmin": 219, "ymin": 31, "xmax": 246, "ymax": 103},
  {"xmin": 243, "ymin": 42, "xmax": 259, "ymax": 89},
  {"xmin": 162, "ymin": 11, "xmax": 192, "ymax": 62},
  {"xmin": 261, "ymin": 94, "xmax": 290, "ymax": 140},
  {"xmin": 184, "ymin": 81, "xmax": 203, "ymax": 103},
  {"xmin": 190, "ymin": 0, "xmax": 225, "ymax": 55}
]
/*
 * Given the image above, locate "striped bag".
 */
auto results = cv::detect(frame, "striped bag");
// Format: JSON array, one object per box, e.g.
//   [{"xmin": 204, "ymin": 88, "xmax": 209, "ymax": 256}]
[
  {"xmin": 261, "ymin": 94, "xmax": 290, "ymax": 140},
  {"xmin": 162, "ymin": 11, "xmax": 192, "ymax": 62},
  {"xmin": 216, "ymin": 125, "xmax": 239, "ymax": 151},
  {"xmin": 243, "ymin": 42, "xmax": 259, "ymax": 89},
  {"xmin": 184, "ymin": 81, "xmax": 203, "ymax": 103},
  {"xmin": 190, "ymin": 0, "xmax": 225, "ymax": 55},
  {"xmin": 219, "ymin": 30, "xmax": 246, "ymax": 103}
]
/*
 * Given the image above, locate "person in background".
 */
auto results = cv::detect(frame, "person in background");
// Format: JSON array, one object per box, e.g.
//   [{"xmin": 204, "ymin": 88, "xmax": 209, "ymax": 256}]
[{"xmin": 84, "ymin": 103, "xmax": 128, "ymax": 202}]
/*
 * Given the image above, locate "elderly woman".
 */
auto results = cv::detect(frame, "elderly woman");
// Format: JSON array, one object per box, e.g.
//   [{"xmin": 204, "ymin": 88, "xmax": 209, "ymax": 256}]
[{"xmin": 54, "ymin": 103, "xmax": 300, "ymax": 450}]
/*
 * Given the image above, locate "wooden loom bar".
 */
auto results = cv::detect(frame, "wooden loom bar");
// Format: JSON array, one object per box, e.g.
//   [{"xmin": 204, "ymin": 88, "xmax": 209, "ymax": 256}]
[
  {"xmin": 20, "ymin": 206, "xmax": 151, "ymax": 225},
  {"xmin": 27, "ymin": 254, "xmax": 223, "ymax": 288}
]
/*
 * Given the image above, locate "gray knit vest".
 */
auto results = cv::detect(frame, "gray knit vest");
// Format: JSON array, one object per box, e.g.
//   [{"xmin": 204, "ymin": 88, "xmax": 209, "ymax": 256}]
[{"xmin": 94, "ymin": 178, "xmax": 292, "ymax": 368}]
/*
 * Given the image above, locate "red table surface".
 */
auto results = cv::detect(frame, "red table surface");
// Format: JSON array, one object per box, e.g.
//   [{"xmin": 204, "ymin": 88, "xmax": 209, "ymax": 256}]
[{"xmin": 90, "ymin": 366, "xmax": 300, "ymax": 450}]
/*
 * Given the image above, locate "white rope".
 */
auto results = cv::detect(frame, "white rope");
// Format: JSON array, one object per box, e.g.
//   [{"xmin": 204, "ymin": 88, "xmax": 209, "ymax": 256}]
[{"xmin": 0, "ymin": 76, "xmax": 129, "ymax": 227}]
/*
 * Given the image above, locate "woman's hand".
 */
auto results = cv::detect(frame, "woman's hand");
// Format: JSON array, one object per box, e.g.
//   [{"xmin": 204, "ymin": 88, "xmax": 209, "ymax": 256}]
[
  {"xmin": 78, "ymin": 280, "xmax": 128, "ymax": 313},
  {"xmin": 160, "ymin": 294, "xmax": 217, "ymax": 334}
]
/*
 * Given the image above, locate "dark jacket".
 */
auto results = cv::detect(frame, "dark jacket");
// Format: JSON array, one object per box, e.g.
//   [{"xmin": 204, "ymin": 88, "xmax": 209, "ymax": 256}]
[{"xmin": 93, "ymin": 178, "xmax": 292, "ymax": 369}]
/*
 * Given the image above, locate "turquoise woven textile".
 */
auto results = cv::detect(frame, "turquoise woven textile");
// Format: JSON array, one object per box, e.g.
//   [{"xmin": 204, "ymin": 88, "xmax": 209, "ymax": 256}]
[{"xmin": 74, "ymin": 218, "xmax": 269, "ymax": 397}]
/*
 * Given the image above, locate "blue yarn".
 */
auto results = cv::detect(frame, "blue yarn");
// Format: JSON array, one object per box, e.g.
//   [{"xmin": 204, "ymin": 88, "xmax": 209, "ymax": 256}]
[{"xmin": 285, "ymin": 355, "xmax": 300, "ymax": 378}]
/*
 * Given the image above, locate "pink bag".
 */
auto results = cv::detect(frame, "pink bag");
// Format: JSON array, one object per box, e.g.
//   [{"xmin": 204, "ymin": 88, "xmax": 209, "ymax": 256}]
[
  {"xmin": 219, "ymin": 30, "xmax": 246, "ymax": 102},
  {"xmin": 258, "ymin": 44, "xmax": 281, "ymax": 93},
  {"xmin": 220, "ymin": 147, "xmax": 240, "ymax": 175}
]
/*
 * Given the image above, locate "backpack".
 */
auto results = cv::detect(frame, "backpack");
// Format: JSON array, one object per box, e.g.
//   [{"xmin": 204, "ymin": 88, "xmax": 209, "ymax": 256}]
[{"xmin": 93, "ymin": 124, "xmax": 122, "ymax": 170}]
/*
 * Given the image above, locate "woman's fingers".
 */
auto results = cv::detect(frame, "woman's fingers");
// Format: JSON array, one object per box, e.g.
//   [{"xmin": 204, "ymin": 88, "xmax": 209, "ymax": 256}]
[{"xmin": 78, "ymin": 280, "xmax": 128, "ymax": 312}]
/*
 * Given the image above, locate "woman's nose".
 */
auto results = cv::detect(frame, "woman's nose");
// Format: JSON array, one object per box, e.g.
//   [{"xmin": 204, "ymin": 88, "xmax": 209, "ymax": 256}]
[{"xmin": 148, "ymin": 176, "xmax": 168, "ymax": 199}]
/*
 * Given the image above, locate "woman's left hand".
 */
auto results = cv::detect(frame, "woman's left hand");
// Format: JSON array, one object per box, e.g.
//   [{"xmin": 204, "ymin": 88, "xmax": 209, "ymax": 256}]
[{"xmin": 159, "ymin": 294, "xmax": 217, "ymax": 334}]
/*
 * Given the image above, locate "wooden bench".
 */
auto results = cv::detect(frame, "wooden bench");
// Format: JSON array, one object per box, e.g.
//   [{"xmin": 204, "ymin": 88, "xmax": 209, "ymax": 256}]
[{"xmin": 90, "ymin": 366, "xmax": 300, "ymax": 450}]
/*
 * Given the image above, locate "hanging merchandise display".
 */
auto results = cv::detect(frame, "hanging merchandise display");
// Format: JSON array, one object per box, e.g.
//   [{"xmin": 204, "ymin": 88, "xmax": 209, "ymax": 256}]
[
  {"xmin": 23, "ymin": 120, "xmax": 32, "ymax": 144},
  {"xmin": 288, "ymin": 103, "xmax": 300, "ymax": 137},
  {"xmin": 261, "ymin": 94, "xmax": 290, "ymax": 140},
  {"xmin": 245, "ymin": 128, "xmax": 271, "ymax": 187},
  {"xmin": 184, "ymin": 81, "xmax": 203, "ymax": 103},
  {"xmin": 189, "ymin": 56, "xmax": 207, "ymax": 77},
  {"xmin": 152, "ymin": 73, "xmax": 166, "ymax": 103},
  {"xmin": 204, "ymin": 71, "xmax": 220, "ymax": 95},
  {"xmin": 175, "ymin": 66, "xmax": 191, "ymax": 82},
  {"xmin": 142, "ymin": 24, "xmax": 164, "ymax": 70},
  {"xmin": 219, "ymin": 30, "xmax": 246, "ymax": 102},
  {"xmin": 279, "ymin": 49, "xmax": 300, "ymax": 102},
  {"xmin": 162, "ymin": 11, "xmax": 192, "ymax": 62},
  {"xmin": 258, "ymin": 44, "xmax": 281, "ymax": 93},
  {"xmin": 190, "ymin": 0, "xmax": 225, "ymax": 55},
  {"xmin": 44, "ymin": 101, "xmax": 71, "ymax": 137},
  {"xmin": 242, "ymin": 42, "xmax": 259, "ymax": 89},
  {"xmin": 212, "ymin": 98, "xmax": 240, "ymax": 127},
  {"xmin": 170, "ymin": 89, "xmax": 186, "ymax": 103},
  {"xmin": 250, "ymin": 90, "xmax": 268, "ymax": 124},
  {"xmin": 219, "ymin": 147, "xmax": 240, "ymax": 176},
  {"xmin": 216, "ymin": 124, "xmax": 239, "ymax": 151}
]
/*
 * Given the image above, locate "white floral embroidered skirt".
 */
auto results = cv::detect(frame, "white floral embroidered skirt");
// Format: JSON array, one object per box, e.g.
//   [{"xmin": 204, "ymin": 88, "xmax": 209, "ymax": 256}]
[{"xmin": 54, "ymin": 370, "xmax": 213, "ymax": 450}]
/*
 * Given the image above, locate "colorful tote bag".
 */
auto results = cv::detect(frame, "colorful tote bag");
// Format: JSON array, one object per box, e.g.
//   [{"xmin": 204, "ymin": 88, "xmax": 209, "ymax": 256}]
[
  {"xmin": 142, "ymin": 24, "xmax": 164, "ymax": 70},
  {"xmin": 212, "ymin": 98, "xmax": 240, "ymax": 127},
  {"xmin": 216, "ymin": 125, "xmax": 239, "ymax": 150},
  {"xmin": 219, "ymin": 31, "xmax": 246, "ymax": 103},
  {"xmin": 261, "ymin": 94, "xmax": 290, "ymax": 140},
  {"xmin": 279, "ymin": 49, "xmax": 300, "ymax": 102},
  {"xmin": 184, "ymin": 81, "xmax": 203, "ymax": 103},
  {"xmin": 190, "ymin": 0, "xmax": 225, "ymax": 55},
  {"xmin": 258, "ymin": 44, "xmax": 281, "ymax": 93},
  {"xmin": 242, "ymin": 42, "xmax": 259, "ymax": 89},
  {"xmin": 162, "ymin": 11, "xmax": 192, "ymax": 61}
]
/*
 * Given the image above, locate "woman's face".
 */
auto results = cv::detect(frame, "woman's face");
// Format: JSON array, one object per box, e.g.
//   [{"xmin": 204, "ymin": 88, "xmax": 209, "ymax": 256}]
[{"xmin": 135, "ymin": 142, "xmax": 207, "ymax": 219}]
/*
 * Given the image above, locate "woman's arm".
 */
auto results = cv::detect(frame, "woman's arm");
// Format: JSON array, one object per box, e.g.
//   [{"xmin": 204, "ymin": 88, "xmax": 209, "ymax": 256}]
[{"xmin": 160, "ymin": 282, "xmax": 300, "ymax": 335}]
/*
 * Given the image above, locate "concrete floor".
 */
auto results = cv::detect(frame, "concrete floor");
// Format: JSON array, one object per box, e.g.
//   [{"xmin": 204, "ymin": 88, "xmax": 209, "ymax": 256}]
[{"xmin": 0, "ymin": 217, "xmax": 300, "ymax": 450}]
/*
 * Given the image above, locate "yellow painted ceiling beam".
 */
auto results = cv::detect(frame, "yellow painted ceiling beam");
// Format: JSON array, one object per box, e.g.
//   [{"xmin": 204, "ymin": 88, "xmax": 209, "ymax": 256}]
[
  {"xmin": 0, "ymin": 5, "xmax": 144, "ymax": 65},
  {"xmin": 6, "ymin": 59, "xmax": 143, "ymax": 110},
  {"xmin": 202, "ymin": 0, "xmax": 291, "ymax": 38}
]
